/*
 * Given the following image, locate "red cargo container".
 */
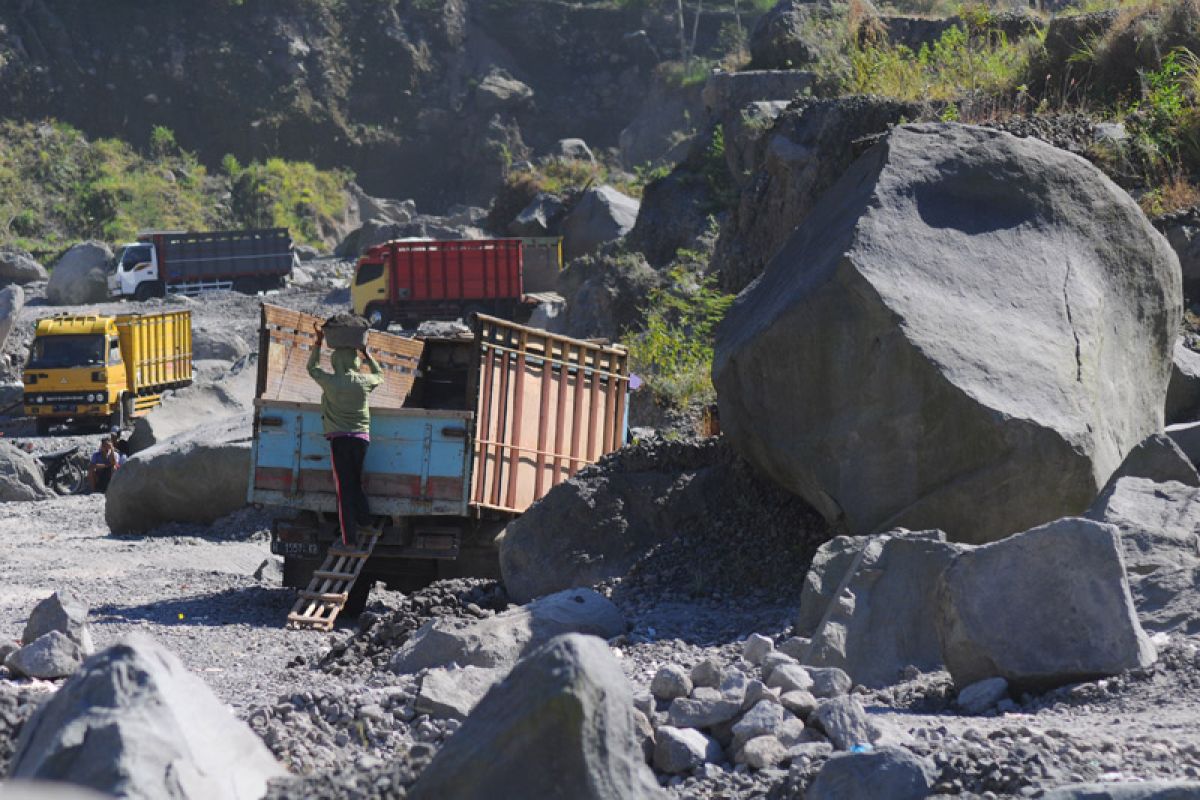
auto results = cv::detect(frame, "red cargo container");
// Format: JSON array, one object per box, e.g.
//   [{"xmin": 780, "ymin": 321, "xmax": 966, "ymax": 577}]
[{"xmin": 353, "ymin": 239, "xmax": 538, "ymax": 328}]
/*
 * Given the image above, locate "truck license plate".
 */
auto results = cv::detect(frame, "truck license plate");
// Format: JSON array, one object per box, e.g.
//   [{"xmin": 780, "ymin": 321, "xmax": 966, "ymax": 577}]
[{"xmin": 274, "ymin": 541, "xmax": 321, "ymax": 558}]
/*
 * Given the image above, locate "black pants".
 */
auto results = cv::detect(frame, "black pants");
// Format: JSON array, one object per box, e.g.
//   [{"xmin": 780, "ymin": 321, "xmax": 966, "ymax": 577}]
[{"xmin": 329, "ymin": 437, "xmax": 370, "ymax": 544}]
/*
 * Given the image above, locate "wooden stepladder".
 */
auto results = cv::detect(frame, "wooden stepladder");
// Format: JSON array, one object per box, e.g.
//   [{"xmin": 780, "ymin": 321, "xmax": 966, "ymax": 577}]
[{"xmin": 286, "ymin": 529, "xmax": 381, "ymax": 631}]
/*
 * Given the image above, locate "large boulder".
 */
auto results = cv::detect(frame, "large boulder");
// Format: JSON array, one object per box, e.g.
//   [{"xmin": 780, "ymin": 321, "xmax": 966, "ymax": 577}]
[
  {"xmin": 105, "ymin": 415, "xmax": 252, "ymax": 533},
  {"xmin": 807, "ymin": 746, "xmax": 933, "ymax": 800},
  {"xmin": 0, "ymin": 248, "xmax": 47, "ymax": 286},
  {"xmin": 390, "ymin": 588, "xmax": 625, "ymax": 674},
  {"xmin": 561, "ymin": 186, "xmax": 640, "ymax": 263},
  {"xmin": 46, "ymin": 242, "xmax": 112, "ymax": 306},
  {"xmin": 797, "ymin": 530, "xmax": 964, "ymax": 687},
  {"xmin": 23, "ymin": 590, "xmax": 94, "ymax": 654},
  {"xmin": 1087, "ymin": 476, "xmax": 1200, "ymax": 633},
  {"xmin": 711, "ymin": 95, "xmax": 921, "ymax": 293},
  {"xmin": 408, "ymin": 634, "xmax": 663, "ymax": 800},
  {"xmin": 0, "ymin": 283, "xmax": 24, "ymax": 354},
  {"xmin": 713, "ymin": 123, "xmax": 1181, "ymax": 544},
  {"xmin": 127, "ymin": 359, "xmax": 256, "ymax": 453},
  {"xmin": 10, "ymin": 636, "xmax": 283, "ymax": 798},
  {"xmin": 936, "ymin": 517, "xmax": 1156, "ymax": 689},
  {"xmin": 0, "ymin": 444, "xmax": 52, "ymax": 502}
]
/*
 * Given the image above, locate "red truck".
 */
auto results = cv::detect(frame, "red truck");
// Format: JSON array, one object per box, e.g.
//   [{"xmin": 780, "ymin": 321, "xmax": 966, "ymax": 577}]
[{"xmin": 351, "ymin": 238, "xmax": 560, "ymax": 329}]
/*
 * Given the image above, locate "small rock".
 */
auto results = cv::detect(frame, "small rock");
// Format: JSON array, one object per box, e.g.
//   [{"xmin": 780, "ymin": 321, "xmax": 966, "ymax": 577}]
[
  {"xmin": 5, "ymin": 631, "xmax": 85, "ymax": 679},
  {"xmin": 778, "ymin": 636, "xmax": 811, "ymax": 660},
  {"xmin": 654, "ymin": 725, "xmax": 721, "ymax": 774},
  {"xmin": 632, "ymin": 708, "xmax": 656, "ymax": 763},
  {"xmin": 957, "ymin": 677, "xmax": 1009, "ymax": 714},
  {"xmin": 743, "ymin": 634, "xmax": 774, "ymax": 666},
  {"xmin": 667, "ymin": 688, "xmax": 742, "ymax": 729},
  {"xmin": 651, "ymin": 664, "xmax": 693, "ymax": 702},
  {"xmin": 766, "ymin": 663, "xmax": 813, "ymax": 694},
  {"xmin": 780, "ymin": 690, "xmax": 819, "ymax": 718},
  {"xmin": 732, "ymin": 700, "xmax": 785, "ymax": 750},
  {"xmin": 808, "ymin": 666, "xmax": 852, "ymax": 698},
  {"xmin": 761, "ymin": 651, "xmax": 798, "ymax": 681},
  {"xmin": 810, "ymin": 696, "xmax": 883, "ymax": 751},
  {"xmin": 23, "ymin": 590, "xmax": 94, "ymax": 655},
  {"xmin": 741, "ymin": 680, "xmax": 779, "ymax": 712},
  {"xmin": 736, "ymin": 735, "xmax": 789, "ymax": 770},
  {"xmin": 690, "ymin": 658, "xmax": 723, "ymax": 689},
  {"xmin": 415, "ymin": 665, "xmax": 502, "ymax": 720}
]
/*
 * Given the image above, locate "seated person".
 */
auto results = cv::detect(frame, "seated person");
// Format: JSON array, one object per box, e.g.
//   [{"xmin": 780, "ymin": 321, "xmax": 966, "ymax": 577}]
[{"xmin": 89, "ymin": 438, "xmax": 120, "ymax": 493}]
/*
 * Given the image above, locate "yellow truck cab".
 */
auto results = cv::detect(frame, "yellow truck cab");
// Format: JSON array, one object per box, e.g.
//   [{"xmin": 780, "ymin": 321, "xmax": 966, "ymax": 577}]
[{"xmin": 23, "ymin": 311, "xmax": 193, "ymax": 435}]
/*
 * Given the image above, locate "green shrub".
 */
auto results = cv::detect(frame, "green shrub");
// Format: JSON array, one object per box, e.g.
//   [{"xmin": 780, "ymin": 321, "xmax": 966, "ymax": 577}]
[
  {"xmin": 230, "ymin": 158, "xmax": 350, "ymax": 247},
  {"xmin": 624, "ymin": 263, "xmax": 734, "ymax": 410}
]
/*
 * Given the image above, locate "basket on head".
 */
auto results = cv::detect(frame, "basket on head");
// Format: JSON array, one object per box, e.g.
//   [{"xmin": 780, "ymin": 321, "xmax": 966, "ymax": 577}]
[{"xmin": 323, "ymin": 312, "xmax": 370, "ymax": 349}]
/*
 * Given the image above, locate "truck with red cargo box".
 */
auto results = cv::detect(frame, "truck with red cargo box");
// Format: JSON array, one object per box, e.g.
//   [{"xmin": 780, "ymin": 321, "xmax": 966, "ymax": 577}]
[
  {"xmin": 248, "ymin": 303, "xmax": 629, "ymax": 610},
  {"xmin": 350, "ymin": 238, "xmax": 561, "ymax": 329},
  {"xmin": 108, "ymin": 228, "xmax": 295, "ymax": 301}
]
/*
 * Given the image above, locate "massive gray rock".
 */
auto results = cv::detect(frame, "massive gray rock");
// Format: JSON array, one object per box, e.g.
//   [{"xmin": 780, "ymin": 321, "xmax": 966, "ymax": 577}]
[
  {"xmin": 391, "ymin": 588, "xmax": 625, "ymax": 674},
  {"xmin": 714, "ymin": 123, "xmax": 1181, "ymax": 544},
  {"xmin": 0, "ymin": 248, "xmax": 48, "ymax": 285},
  {"xmin": 937, "ymin": 517, "xmax": 1157, "ymax": 689},
  {"xmin": 797, "ymin": 530, "xmax": 962, "ymax": 687},
  {"xmin": 10, "ymin": 635, "xmax": 283, "ymax": 798},
  {"xmin": 105, "ymin": 415, "xmax": 252, "ymax": 533},
  {"xmin": 1087, "ymin": 476, "xmax": 1200, "ymax": 633},
  {"xmin": 807, "ymin": 746, "xmax": 933, "ymax": 800},
  {"xmin": 408, "ymin": 634, "xmax": 663, "ymax": 800},
  {"xmin": 5, "ymin": 631, "xmax": 85, "ymax": 679},
  {"xmin": 127, "ymin": 358, "xmax": 255, "ymax": 453},
  {"xmin": 1167, "ymin": 340, "xmax": 1200, "ymax": 424},
  {"xmin": 46, "ymin": 242, "xmax": 112, "ymax": 306},
  {"xmin": 0, "ymin": 283, "xmax": 24, "ymax": 360},
  {"xmin": 23, "ymin": 590, "xmax": 95, "ymax": 654},
  {"xmin": 561, "ymin": 186, "xmax": 639, "ymax": 263},
  {"xmin": 0, "ymin": 444, "xmax": 52, "ymax": 502}
]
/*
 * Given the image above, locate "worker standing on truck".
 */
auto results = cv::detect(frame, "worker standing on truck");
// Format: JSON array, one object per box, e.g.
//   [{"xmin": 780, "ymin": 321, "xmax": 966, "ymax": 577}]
[{"xmin": 307, "ymin": 324, "xmax": 383, "ymax": 545}]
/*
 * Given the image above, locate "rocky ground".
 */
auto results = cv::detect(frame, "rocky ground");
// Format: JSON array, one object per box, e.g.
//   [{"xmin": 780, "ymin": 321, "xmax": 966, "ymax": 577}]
[{"xmin": 4, "ymin": 479, "xmax": 1200, "ymax": 797}]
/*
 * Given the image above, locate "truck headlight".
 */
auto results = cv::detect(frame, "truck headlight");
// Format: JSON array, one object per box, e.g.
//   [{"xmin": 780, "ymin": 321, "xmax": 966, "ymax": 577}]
[
  {"xmin": 87, "ymin": 393, "xmax": 96, "ymax": 402},
  {"xmin": 36, "ymin": 395, "xmax": 44, "ymax": 403}
]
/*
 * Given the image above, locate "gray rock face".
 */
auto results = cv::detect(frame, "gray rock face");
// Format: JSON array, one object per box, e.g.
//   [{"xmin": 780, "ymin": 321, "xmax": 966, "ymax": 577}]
[
  {"xmin": 654, "ymin": 726, "xmax": 720, "ymax": 774},
  {"xmin": 1100, "ymin": 433, "xmax": 1200, "ymax": 489},
  {"xmin": 1087, "ymin": 476, "xmax": 1200, "ymax": 633},
  {"xmin": 561, "ymin": 186, "xmax": 639, "ymax": 263},
  {"xmin": 408, "ymin": 634, "xmax": 662, "ymax": 800},
  {"xmin": 807, "ymin": 746, "xmax": 933, "ymax": 800},
  {"xmin": 10, "ymin": 635, "xmax": 283, "ymax": 798},
  {"xmin": 937, "ymin": 517, "xmax": 1157, "ymax": 689},
  {"xmin": 0, "ymin": 443, "xmax": 52, "ymax": 502},
  {"xmin": 809, "ymin": 696, "xmax": 883, "ymax": 751},
  {"xmin": 23, "ymin": 590, "xmax": 94, "ymax": 655},
  {"xmin": 391, "ymin": 588, "xmax": 625, "ymax": 674},
  {"xmin": 714, "ymin": 123, "xmax": 1181, "ymax": 544},
  {"xmin": 0, "ymin": 284, "xmax": 24, "ymax": 354},
  {"xmin": 5, "ymin": 631, "xmax": 84, "ymax": 679},
  {"xmin": 415, "ymin": 666, "xmax": 503, "ymax": 720},
  {"xmin": 800, "ymin": 531, "xmax": 963, "ymax": 687},
  {"xmin": 1168, "ymin": 340, "xmax": 1200, "ymax": 424},
  {"xmin": 46, "ymin": 242, "xmax": 112, "ymax": 305},
  {"xmin": 0, "ymin": 248, "xmax": 48, "ymax": 285},
  {"xmin": 749, "ymin": 0, "xmax": 832, "ymax": 69},
  {"xmin": 105, "ymin": 415, "xmax": 252, "ymax": 533}
]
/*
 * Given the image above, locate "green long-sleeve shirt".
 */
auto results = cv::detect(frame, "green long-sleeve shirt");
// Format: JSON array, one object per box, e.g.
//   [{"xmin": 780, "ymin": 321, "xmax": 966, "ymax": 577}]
[{"xmin": 307, "ymin": 346, "xmax": 383, "ymax": 434}]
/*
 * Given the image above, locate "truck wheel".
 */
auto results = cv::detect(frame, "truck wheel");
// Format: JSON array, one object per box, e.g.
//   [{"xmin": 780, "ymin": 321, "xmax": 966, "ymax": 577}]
[
  {"xmin": 134, "ymin": 283, "xmax": 153, "ymax": 302},
  {"xmin": 365, "ymin": 304, "xmax": 391, "ymax": 331}
]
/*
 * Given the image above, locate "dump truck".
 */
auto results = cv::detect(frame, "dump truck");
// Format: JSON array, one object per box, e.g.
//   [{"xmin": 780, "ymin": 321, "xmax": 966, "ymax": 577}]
[
  {"xmin": 108, "ymin": 228, "xmax": 294, "ymax": 301},
  {"xmin": 351, "ymin": 238, "xmax": 562, "ymax": 329},
  {"xmin": 247, "ymin": 303, "xmax": 629, "ymax": 627},
  {"xmin": 23, "ymin": 311, "xmax": 193, "ymax": 435}
]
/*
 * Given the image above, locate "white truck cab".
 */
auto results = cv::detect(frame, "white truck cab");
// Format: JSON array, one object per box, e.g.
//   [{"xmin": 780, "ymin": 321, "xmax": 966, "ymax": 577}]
[{"xmin": 108, "ymin": 241, "xmax": 160, "ymax": 300}]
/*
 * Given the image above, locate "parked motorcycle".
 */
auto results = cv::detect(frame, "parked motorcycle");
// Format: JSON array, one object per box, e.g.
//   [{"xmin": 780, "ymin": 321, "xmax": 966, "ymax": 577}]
[{"xmin": 36, "ymin": 445, "xmax": 86, "ymax": 495}]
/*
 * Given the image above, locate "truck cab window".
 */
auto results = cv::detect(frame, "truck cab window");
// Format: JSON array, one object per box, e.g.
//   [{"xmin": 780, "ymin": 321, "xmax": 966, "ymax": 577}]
[
  {"xmin": 109, "ymin": 339, "xmax": 122, "ymax": 365},
  {"xmin": 28, "ymin": 335, "xmax": 106, "ymax": 368},
  {"xmin": 356, "ymin": 262, "xmax": 384, "ymax": 285},
  {"xmin": 121, "ymin": 245, "xmax": 152, "ymax": 272}
]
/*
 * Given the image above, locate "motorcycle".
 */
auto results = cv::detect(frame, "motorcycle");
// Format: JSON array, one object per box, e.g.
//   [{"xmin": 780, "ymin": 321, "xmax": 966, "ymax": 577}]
[{"xmin": 36, "ymin": 445, "xmax": 87, "ymax": 495}]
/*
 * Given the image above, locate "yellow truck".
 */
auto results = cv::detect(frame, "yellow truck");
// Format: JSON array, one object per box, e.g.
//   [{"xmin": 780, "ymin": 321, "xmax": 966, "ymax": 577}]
[{"xmin": 23, "ymin": 311, "xmax": 193, "ymax": 435}]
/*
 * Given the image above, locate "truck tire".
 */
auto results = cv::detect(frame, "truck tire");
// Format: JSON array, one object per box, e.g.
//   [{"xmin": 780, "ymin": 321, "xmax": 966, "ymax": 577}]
[
  {"xmin": 134, "ymin": 283, "xmax": 154, "ymax": 302},
  {"xmin": 365, "ymin": 304, "xmax": 391, "ymax": 331}
]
